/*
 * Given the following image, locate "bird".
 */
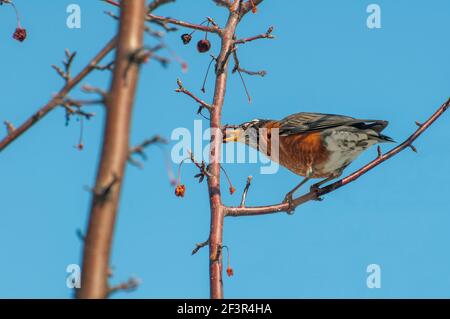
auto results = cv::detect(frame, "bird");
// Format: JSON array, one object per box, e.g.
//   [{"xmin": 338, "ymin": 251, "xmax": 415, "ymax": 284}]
[{"xmin": 223, "ymin": 112, "xmax": 394, "ymax": 213}]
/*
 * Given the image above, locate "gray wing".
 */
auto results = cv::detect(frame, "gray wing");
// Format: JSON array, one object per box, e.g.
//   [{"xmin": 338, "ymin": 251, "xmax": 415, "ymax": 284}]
[{"xmin": 278, "ymin": 112, "xmax": 389, "ymax": 136}]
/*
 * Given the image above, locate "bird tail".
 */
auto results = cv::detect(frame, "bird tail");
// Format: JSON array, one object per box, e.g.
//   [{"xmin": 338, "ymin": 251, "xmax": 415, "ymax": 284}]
[{"xmin": 377, "ymin": 133, "xmax": 396, "ymax": 143}]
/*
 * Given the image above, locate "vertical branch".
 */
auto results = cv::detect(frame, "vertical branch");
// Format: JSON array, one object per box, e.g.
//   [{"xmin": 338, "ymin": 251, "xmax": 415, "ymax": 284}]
[
  {"xmin": 207, "ymin": 0, "xmax": 243, "ymax": 300},
  {"xmin": 77, "ymin": 0, "xmax": 146, "ymax": 299}
]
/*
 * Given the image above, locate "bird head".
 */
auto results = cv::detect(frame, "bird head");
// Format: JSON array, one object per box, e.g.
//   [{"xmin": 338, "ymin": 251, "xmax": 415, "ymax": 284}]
[{"xmin": 223, "ymin": 119, "xmax": 268, "ymax": 147}]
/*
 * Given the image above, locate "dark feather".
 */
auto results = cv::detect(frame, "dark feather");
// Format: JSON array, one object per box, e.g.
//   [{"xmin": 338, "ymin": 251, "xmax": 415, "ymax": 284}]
[{"xmin": 278, "ymin": 112, "xmax": 389, "ymax": 136}]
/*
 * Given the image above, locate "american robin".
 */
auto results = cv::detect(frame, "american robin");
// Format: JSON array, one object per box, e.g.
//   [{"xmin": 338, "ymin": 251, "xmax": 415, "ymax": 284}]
[{"xmin": 223, "ymin": 112, "xmax": 394, "ymax": 212}]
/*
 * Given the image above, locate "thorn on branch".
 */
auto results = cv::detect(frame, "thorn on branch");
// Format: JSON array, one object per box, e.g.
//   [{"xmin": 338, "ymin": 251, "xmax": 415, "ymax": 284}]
[
  {"xmin": 192, "ymin": 239, "xmax": 209, "ymax": 255},
  {"xmin": 409, "ymin": 145, "xmax": 418, "ymax": 153},
  {"xmin": 76, "ymin": 228, "xmax": 85, "ymax": 242},
  {"xmin": 377, "ymin": 146, "xmax": 382, "ymax": 158},
  {"xmin": 4, "ymin": 120, "xmax": 15, "ymax": 135},
  {"xmin": 415, "ymin": 121, "xmax": 423, "ymax": 127}
]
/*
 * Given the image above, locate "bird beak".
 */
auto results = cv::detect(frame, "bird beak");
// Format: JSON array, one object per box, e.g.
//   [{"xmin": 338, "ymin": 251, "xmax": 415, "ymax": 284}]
[{"xmin": 223, "ymin": 128, "xmax": 244, "ymax": 143}]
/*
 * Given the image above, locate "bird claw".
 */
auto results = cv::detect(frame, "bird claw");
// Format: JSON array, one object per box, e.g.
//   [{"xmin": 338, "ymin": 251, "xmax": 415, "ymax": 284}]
[
  {"xmin": 282, "ymin": 194, "xmax": 296, "ymax": 215},
  {"xmin": 309, "ymin": 185, "xmax": 323, "ymax": 201}
]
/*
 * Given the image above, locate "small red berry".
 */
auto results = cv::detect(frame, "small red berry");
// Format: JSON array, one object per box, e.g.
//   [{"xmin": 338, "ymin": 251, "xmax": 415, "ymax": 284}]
[
  {"xmin": 229, "ymin": 186, "xmax": 236, "ymax": 195},
  {"xmin": 197, "ymin": 39, "xmax": 211, "ymax": 53},
  {"xmin": 175, "ymin": 184, "xmax": 186, "ymax": 197},
  {"xmin": 181, "ymin": 33, "xmax": 192, "ymax": 45},
  {"xmin": 13, "ymin": 27, "xmax": 27, "ymax": 42},
  {"xmin": 226, "ymin": 267, "xmax": 234, "ymax": 277}
]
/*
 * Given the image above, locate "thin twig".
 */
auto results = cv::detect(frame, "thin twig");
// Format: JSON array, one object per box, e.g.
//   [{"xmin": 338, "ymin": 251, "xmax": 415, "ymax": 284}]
[
  {"xmin": 232, "ymin": 49, "xmax": 267, "ymax": 77},
  {"xmin": 176, "ymin": 79, "xmax": 212, "ymax": 110},
  {"xmin": 128, "ymin": 135, "xmax": 168, "ymax": 168},
  {"xmin": 234, "ymin": 26, "xmax": 274, "ymax": 45},
  {"xmin": 147, "ymin": 14, "xmax": 222, "ymax": 34},
  {"xmin": 108, "ymin": 277, "xmax": 141, "ymax": 295},
  {"xmin": 192, "ymin": 239, "xmax": 210, "ymax": 255},
  {"xmin": 104, "ymin": 0, "xmax": 221, "ymax": 34},
  {"xmin": 240, "ymin": 176, "xmax": 252, "ymax": 207}
]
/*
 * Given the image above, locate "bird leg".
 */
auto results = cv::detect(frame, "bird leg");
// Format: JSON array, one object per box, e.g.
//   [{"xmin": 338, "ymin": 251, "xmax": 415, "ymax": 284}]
[
  {"xmin": 283, "ymin": 177, "xmax": 310, "ymax": 214},
  {"xmin": 309, "ymin": 173, "xmax": 341, "ymax": 200}
]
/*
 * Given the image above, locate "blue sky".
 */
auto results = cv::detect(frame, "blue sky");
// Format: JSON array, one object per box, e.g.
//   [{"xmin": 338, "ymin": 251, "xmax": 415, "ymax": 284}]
[{"xmin": 1, "ymin": 0, "xmax": 450, "ymax": 298}]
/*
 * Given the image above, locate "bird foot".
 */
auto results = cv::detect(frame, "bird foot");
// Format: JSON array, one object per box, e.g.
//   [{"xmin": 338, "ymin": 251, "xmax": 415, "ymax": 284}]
[
  {"xmin": 309, "ymin": 185, "xmax": 324, "ymax": 201},
  {"xmin": 282, "ymin": 193, "xmax": 296, "ymax": 215}
]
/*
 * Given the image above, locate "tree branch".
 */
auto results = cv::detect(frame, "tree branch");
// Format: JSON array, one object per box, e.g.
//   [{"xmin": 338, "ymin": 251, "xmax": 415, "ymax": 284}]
[
  {"xmin": 147, "ymin": 14, "xmax": 222, "ymax": 34},
  {"xmin": 234, "ymin": 26, "xmax": 274, "ymax": 45},
  {"xmin": 165, "ymin": 0, "xmax": 266, "ymax": 299},
  {"xmin": 128, "ymin": 135, "xmax": 168, "ymax": 168},
  {"xmin": 147, "ymin": 0, "xmax": 175, "ymax": 13},
  {"xmin": 175, "ymin": 79, "xmax": 212, "ymax": 110},
  {"xmin": 204, "ymin": 0, "xmax": 266, "ymax": 300},
  {"xmin": 76, "ymin": 0, "xmax": 146, "ymax": 299},
  {"xmin": 0, "ymin": 37, "xmax": 116, "ymax": 152},
  {"xmin": 225, "ymin": 97, "xmax": 450, "ymax": 217}
]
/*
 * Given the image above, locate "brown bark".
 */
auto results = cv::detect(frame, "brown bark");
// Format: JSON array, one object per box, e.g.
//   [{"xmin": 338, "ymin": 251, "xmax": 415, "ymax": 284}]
[
  {"xmin": 76, "ymin": 0, "xmax": 146, "ymax": 298},
  {"xmin": 207, "ymin": 0, "xmax": 253, "ymax": 300}
]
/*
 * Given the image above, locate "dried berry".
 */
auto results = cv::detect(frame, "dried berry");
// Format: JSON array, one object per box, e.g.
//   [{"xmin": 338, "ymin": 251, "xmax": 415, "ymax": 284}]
[
  {"xmin": 175, "ymin": 184, "xmax": 186, "ymax": 197},
  {"xmin": 181, "ymin": 33, "xmax": 192, "ymax": 45},
  {"xmin": 197, "ymin": 39, "xmax": 211, "ymax": 53},
  {"xmin": 226, "ymin": 267, "xmax": 234, "ymax": 277},
  {"xmin": 229, "ymin": 186, "xmax": 236, "ymax": 195},
  {"xmin": 13, "ymin": 27, "xmax": 27, "ymax": 42}
]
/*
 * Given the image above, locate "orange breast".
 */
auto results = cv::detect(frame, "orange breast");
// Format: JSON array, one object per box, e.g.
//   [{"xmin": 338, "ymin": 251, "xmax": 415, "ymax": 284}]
[{"xmin": 260, "ymin": 124, "xmax": 331, "ymax": 178}]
